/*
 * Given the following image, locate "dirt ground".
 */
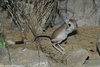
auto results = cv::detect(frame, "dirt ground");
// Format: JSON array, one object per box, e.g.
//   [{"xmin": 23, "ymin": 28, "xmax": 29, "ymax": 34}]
[{"xmin": 3, "ymin": 23, "xmax": 100, "ymax": 64}]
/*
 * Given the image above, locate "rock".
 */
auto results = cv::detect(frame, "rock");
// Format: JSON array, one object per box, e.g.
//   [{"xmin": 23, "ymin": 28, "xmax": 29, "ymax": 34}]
[
  {"xmin": 0, "ymin": 47, "xmax": 8, "ymax": 56},
  {"xmin": 67, "ymin": 0, "xmax": 100, "ymax": 26},
  {"xmin": 96, "ymin": 41, "xmax": 100, "ymax": 55},
  {"xmin": 0, "ymin": 47, "xmax": 69, "ymax": 67},
  {"xmin": 48, "ymin": 59, "xmax": 67, "ymax": 67},
  {"xmin": 83, "ymin": 58, "xmax": 100, "ymax": 67},
  {"xmin": 0, "ymin": 47, "xmax": 51, "ymax": 67},
  {"xmin": 10, "ymin": 48, "xmax": 50, "ymax": 67},
  {"xmin": 66, "ymin": 49, "xmax": 89, "ymax": 67},
  {"xmin": 57, "ymin": 0, "xmax": 100, "ymax": 26},
  {"xmin": 0, "ymin": 47, "xmax": 10, "ymax": 65},
  {"xmin": 96, "ymin": 32, "xmax": 100, "ymax": 55}
]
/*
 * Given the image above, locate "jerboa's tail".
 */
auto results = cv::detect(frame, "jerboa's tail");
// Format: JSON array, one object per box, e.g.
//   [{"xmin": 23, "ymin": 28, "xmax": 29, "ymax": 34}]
[
  {"xmin": 25, "ymin": 35, "xmax": 51, "ymax": 44},
  {"xmin": 5, "ymin": 39, "xmax": 24, "ymax": 45},
  {"xmin": 5, "ymin": 35, "xmax": 51, "ymax": 45}
]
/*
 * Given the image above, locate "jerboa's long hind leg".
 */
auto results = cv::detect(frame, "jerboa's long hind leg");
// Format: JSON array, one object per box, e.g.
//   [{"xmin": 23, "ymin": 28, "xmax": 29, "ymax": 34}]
[
  {"xmin": 57, "ymin": 43, "xmax": 65, "ymax": 51},
  {"xmin": 52, "ymin": 43, "xmax": 65, "ymax": 54}
]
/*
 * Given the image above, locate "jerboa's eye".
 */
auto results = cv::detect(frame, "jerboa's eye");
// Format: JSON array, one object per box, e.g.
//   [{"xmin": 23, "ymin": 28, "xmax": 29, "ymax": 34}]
[{"xmin": 68, "ymin": 24, "xmax": 71, "ymax": 26}]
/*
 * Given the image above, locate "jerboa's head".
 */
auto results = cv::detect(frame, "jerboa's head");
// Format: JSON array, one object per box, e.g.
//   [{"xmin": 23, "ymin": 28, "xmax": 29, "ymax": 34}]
[{"xmin": 68, "ymin": 19, "xmax": 78, "ymax": 31}]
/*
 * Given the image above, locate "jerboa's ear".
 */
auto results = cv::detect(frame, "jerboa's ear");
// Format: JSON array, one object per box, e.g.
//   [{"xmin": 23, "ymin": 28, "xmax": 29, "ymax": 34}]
[
  {"xmin": 70, "ymin": 18, "xmax": 78, "ymax": 22},
  {"xmin": 65, "ymin": 19, "xmax": 69, "ymax": 23}
]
